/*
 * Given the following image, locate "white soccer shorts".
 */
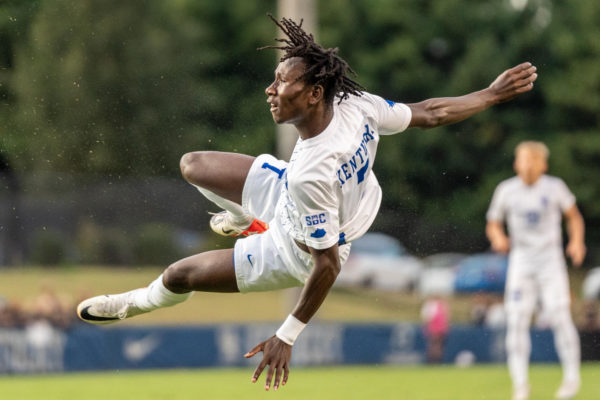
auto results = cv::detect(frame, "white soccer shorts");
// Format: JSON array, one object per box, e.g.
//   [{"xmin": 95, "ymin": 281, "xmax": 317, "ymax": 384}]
[
  {"xmin": 505, "ymin": 255, "xmax": 571, "ymax": 315},
  {"xmin": 234, "ymin": 154, "xmax": 350, "ymax": 292}
]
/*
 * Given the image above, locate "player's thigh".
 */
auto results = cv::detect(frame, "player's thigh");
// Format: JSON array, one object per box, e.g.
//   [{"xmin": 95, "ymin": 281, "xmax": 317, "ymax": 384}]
[
  {"xmin": 242, "ymin": 154, "xmax": 288, "ymax": 222},
  {"xmin": 505, "ymin": 272, "xmax": 536, "ymax": 322},
  {"xmin": 164, "ymin": 248, "xmax": 239, "ymax": 293},
  {"xmin": 180, "ymin": 151, "xmax": 255, "ymax": 204},
  {"xmin": 539, "ymin": 264, "xmax": 571, "ymax": 311},
  {"xmin": 233, "ymin": 225, "xmax": 310, "ymax": 293}
]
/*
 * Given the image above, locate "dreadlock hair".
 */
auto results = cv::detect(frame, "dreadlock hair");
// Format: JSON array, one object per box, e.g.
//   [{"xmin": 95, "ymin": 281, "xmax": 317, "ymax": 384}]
[{"xmin": 259, "ymin": 14, "xmax": 364, "ymax": 105}]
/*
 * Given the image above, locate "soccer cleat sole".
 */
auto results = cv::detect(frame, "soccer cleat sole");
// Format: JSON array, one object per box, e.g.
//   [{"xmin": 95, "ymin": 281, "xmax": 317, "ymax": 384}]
[{"xmin": 76, "ymin": 298, "xmax": 121, "ymax": 325}]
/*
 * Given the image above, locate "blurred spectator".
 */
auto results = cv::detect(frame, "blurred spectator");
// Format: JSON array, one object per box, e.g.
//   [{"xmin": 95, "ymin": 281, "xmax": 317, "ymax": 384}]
[
  {"xmin": 0, "ymin": 296, "xmax": 28, "ymax": 328},
  {"xmin": 579, "ymin": 300, "xmax": 600, "ymax": 362},
  {"xmin": 485, "ymin": 297, "xmax": 506, "ymax": 329},
  {"xmin": 470, "ymin": 293, "xmax": 490, "ymax": 327},
  {"xmin": 470, "ymin": 293, "xmax": 507, "ymax": 329},
  {"xmin": 421, "ymin": 295, "xmax": 450, "ymax": 363},
  {"xmin": 0, "ymin": 286, "xmax": 78, "ymax": 331},
  {"xmin": 32, "ymin": 284, "xmax": 74, "ymax": 329},
  {"xmin": 579, "ymin": 300, "xmax": 600, "ymax": 332}
]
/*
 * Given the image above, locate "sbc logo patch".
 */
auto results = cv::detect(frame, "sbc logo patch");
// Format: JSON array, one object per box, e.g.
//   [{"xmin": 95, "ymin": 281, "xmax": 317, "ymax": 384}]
[{"xmin": 304, "ymin": 212, "xmax": 327, "ymax": 226}]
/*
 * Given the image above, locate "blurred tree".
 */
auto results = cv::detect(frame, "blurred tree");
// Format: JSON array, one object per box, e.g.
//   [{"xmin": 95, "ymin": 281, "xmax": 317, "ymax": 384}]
[
  {"xmin": 173, "ymin": 0, "xmax": 277, "ymax": 155},
  {"xmin": 0, "ymin": 0, "xmax": 599, "ymax": 260},
  {"xmin": 9, "ymin": 0, "xmax": 275, "ymax": 176},
  {"xmin": 0, "ymin": 0, "xmax": 40, "ymax": 163},
  {"xmin": 320, "ymin": 0, "xmax": 600, "ymax": 256}
]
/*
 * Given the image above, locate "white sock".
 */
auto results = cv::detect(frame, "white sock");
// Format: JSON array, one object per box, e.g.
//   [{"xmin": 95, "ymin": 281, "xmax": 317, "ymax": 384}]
[
  {"xmin": 132, "ymin": 274, "xmax": 193, "ymax": 312},
  {"xmin": 506, "ymin": 312, "xmax": 531, "ymax": 388},
  {"xmin": 551, "ymin": 307, "xmax": 581, "ymax": 383},
  {"xmin": 193, "ymin": 185, "xmax": 252, "ymax": 226}
]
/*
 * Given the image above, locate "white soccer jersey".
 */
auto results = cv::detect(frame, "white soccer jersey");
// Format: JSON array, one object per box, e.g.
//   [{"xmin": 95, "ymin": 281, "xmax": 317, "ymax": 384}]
[
  {"xmin": 275, "ymin": 92, "xmax": 412, "ymax": 250},
  {"xmin": 486, "ymin": 175, "xmax": 575, "ymax": 260}
]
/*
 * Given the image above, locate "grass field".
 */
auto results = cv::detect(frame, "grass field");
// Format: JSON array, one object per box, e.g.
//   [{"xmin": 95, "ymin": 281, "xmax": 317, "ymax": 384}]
[
  {"xmin": 1, "ymin": 267, "xmax": 596, "ymax": 399},
  {"xmin": 0, "ymin": 364, "xmax": 598, "ymax": 400}
]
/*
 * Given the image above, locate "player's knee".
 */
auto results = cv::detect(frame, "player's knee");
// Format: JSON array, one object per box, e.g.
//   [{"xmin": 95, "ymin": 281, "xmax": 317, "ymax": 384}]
[
  {"xmin": 163, "ymin": 262, "xmax": 193, "ymax": 292},
  {"xmin": 547, "ymin": 306, "xmax": 573, "ymax": 329},
  {"xmin": 505, "ymin": 326, "xmax": 530, "ymax": 354},
  {"xmin": 179, "ymin": 151, "xmax": 208, "ymax": 185}
]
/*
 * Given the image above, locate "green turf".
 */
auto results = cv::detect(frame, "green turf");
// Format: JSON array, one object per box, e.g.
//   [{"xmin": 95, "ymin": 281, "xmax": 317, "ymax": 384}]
[{"xmin": 0, "ymin": 364, "xmax": 598, "ymax": 400}]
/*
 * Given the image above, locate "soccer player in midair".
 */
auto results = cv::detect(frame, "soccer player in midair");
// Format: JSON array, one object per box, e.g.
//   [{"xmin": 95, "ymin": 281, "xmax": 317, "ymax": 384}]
[{"xmin": 78, "ymin": 15, "xmax": 538, "ymax": 390}]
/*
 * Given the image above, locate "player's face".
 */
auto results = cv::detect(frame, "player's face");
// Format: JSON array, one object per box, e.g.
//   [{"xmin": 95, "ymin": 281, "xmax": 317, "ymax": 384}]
[
  {"xmin": 265, "ymin": 57, "xmax": 312, "ymax": 124},
  {"xmin": 514, "ymin": 148, "xmax": 547, "ymax": 185}
]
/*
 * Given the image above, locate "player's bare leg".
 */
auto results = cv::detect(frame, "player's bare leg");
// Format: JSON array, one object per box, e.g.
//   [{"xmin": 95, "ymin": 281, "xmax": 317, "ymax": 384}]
[
  {"xmin": 77, "ymin": 249, "xmax": 238, "ymax": 324},
  {"xmin": 162, "ymin": 249, "xmax": 239, "ymax": 293},
  {"xmin": 180, "ymin": 151, "xmax": 269, "ymax": 236},
  {"xmin": 180, "ymin": 151, "xmax": 253, "ymax": 204}
]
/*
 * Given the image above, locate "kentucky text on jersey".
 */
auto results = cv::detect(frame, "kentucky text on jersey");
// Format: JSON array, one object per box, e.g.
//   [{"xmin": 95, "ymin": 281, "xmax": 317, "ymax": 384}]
[{"xmin": 336, "ymin": 124, "xmax": 375, "ymax": 187}]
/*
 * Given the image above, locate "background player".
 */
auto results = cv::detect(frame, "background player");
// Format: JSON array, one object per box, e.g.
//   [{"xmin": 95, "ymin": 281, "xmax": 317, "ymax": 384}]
[
  {"xmin": 486, "ymin": 141, "xmax": 586, "ymax": 400},
  {"xmin": 77, "ymin": 15, "xmax": 538, "ymax": 390}
]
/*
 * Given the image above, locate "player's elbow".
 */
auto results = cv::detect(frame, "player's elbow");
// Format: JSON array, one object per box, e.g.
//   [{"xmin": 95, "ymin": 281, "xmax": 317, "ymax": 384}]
[
  {"xmin": 409, "ymin": 102, "xmax": 446, "ymax": 129},
  {"xmin": 421, "ymin": 114, "xmax": 444, "ymax": 129},
  {"xmin": 320, "ymin": 259, "xmax": 341, "ymax": 281},
  {"xmin": 415, "ymin": 107, "xmax": 443, "ymax": 128}
]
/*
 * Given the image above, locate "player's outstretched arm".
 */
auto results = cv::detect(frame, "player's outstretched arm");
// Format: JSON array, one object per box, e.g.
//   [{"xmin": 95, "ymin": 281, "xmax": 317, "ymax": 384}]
[
  {"xmin": 244, "ymin": 244, "xmax": 341, "ymax": 390},
  {"xmin": 407, "ymin": 62, "xmax": 538, "ymax": 128}
]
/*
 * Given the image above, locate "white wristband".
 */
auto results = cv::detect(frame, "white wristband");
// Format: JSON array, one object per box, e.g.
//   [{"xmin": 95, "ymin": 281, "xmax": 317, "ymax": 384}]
[{"xmin": 275, "ymin": 314, "xmax": 306, "ymax": 345}]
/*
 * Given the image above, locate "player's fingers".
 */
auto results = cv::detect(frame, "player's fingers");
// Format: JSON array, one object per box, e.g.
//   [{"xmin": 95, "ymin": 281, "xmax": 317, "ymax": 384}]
[
  {"xmin": 264, "ymin": 363, "xmax": 275, "ymax": 391},
  {"xmin": 572, "ymin": 251, "xmax": 584, "ymax": 267},
  {"xmin": 244, "ymin": 343, "xmax": 263, "ymax": 358},
  {"xmin": 514, "ymin": 73, "xmax": 538, "ymax": 88},
  {"xmin": 513, "ymin": 65, "xmax": 536, "ymax": 79},
  {"xmin": 282, "ymin": 364, "xmax": 290, "ymax": 386},
  {"xmin": 514, "ymin": 82, "xmax": 534, "ymax": 94},
  {"xmin": 511, "ymin": 62, "xmax": 533, "ymax": 73},
  {"xmin": 500, "ymin": 65, "xmax": 536, "ymax": 90},
  {"xmin": 567, "ymin": 249, "xmax": 582, "ymax": 267},
  {"xmin": 252, "ymin": 360, "xmax": 267, "ymax": 383},
  {"xmin": 273, "ymin": 363, "xmax": 283, "ymax": 390}
]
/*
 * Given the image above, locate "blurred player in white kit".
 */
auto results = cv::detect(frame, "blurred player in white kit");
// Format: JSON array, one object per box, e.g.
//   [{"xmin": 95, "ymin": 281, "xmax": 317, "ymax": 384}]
[{"xmin": 486, "ymin": 141, "xmax": 586, "ymax": 400}]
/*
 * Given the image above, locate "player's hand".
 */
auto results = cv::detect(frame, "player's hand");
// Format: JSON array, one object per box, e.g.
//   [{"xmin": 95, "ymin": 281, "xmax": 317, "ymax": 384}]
[
  {"xmin": 244, "ymin": 335, "xmax": 292, "ymax": 391},
  {"xmin": 491, "ymin": 235, "xmax": 510, "ymax": 254},
  {"xmin": 566, "ymin": 240, "xmax": 586, "ymax": 267},
  {"xmin": 488, "ymin": 62, "xmax": 538, "ymax": 103}
]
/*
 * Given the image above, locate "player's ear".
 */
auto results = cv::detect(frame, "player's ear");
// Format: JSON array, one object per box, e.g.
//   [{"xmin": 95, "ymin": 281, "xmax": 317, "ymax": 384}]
[{"xmin": 308, "ymin": 84, "xmax": 324, "ymax": 105}]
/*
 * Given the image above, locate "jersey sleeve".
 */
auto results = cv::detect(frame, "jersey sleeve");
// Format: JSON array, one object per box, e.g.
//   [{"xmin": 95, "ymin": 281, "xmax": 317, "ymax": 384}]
[
  {"xmin": 555, "ymin": 178, "xmax": 576, "ymax": 212},
  {"xmin": 358, "ymin": 92, "xmax": 412, "ymax": 135},
  {"xmin": 486, "ymin": 183, "xmax": 507, "ymax": 222},
  {"xmin": 288, "ymin": 177, "xmax": 340, "ymax": 250}
]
